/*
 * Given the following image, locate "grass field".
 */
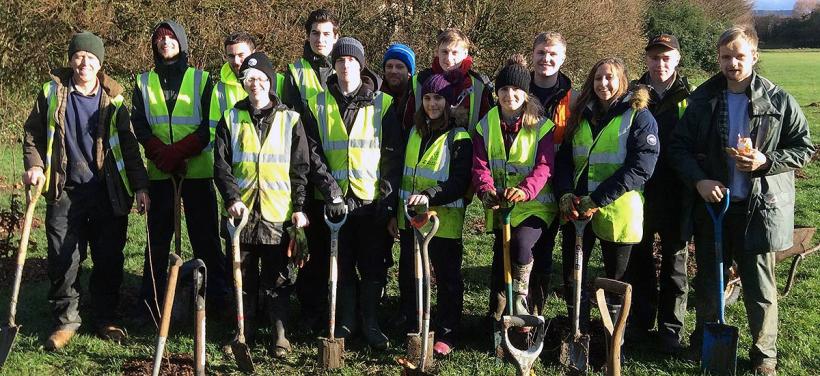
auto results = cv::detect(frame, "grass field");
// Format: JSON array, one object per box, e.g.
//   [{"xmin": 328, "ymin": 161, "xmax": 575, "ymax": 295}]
[{"xmin": 0, "ymin": 49, "xmax": 819, "ymax": 375}]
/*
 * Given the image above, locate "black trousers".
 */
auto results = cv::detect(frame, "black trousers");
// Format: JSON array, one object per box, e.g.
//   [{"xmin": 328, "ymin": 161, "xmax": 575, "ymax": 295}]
[
  {"xmin": 236, "ymin": 241, "xmax": 292, "ymax": 329},
  {"xmin": 624, "ymin": 220, "xmax": 688, "ymax": 338},
  {"xmin": 398, "ymin": 229, "xmax": 464, "ymax": 344},
  {"xmin": 140, "ymin": 178, "xmax": 228, "ymax": 317},
  {"xmin": 296, "ymin": 200, "xmax": 391, "ymax": 315},
  {"xmin": 560, "ymin": 222, "xmax": 632, "ymax": 332},
  {"xmin": 46, "ymin": 183, "xmax": 127, "ymax": 330}
]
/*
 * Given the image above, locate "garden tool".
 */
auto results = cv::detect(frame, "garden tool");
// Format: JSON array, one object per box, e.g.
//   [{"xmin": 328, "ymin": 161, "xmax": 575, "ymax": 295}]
[
  {"xmin": 702, "ymin": 190, "xmax": 738, "ymax": 376},
  {"xmin": 404, "ymin": 202, "xmax": 439, "ymax": 372},
  {"xmin": 171, "ymin": 174, "xmax": 185, "ymax": 256},
  {"xmin": 560, "ymin": 218, "xmax": 591, "ymax": 373},
  {"xmin": 151, "ymin": 253, "xmax": 184, "ymax": 376},
  {"xmin": 226, "ymin": 211, "xmax": 254, "ymax": 372},
  {"xmin": 192, "ymin": 259, "xmax": 207, "ymax": 376},
  {"xmin": 317, "ymin": 205, "xmax": 347, "ymax": 369},
  {"xmin": 594, "ymin": 278, "xmax": 632, "ymax": 376},
  {"xmin": 0, "ymin": 182, "xmax": 43, "ymax": 369}
]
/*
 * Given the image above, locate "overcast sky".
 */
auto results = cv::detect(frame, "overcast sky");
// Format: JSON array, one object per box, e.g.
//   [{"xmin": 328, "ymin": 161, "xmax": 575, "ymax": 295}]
[{"xmin": 754, "ymin": 0, "xmax": 797, "ymax": 9}]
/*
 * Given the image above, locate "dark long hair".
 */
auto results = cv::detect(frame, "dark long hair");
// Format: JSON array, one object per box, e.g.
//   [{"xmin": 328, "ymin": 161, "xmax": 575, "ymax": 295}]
[
  {"xmin": 414, "ymin": 95, "xmax": 452, "ymax": 137},
  {"xmin": 565, "ymin": 57, "xmax": 628, "ymax": 140}
]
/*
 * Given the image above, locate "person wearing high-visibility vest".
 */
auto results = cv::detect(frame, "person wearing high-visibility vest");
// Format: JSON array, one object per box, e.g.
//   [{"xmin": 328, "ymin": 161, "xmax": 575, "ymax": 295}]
[
  {"xmin": 525, "ymin": 31, "xmax": 576, "ymax": 317},
  {"xmin": 213, "ymin": 52, "xmax": 310, "ymax": 358},
  {"xmin": 131, "ymin": 21, "xmax": 228, "ymax": 323},
  {"xmin": 472, "ymin": 55, "xmax": 557, "ymax": 323},
  {"xmin": 209, "ymin": 32, "xmax": 285, "ymax": 135},
  {"xmin": 300, "ymin": 37, "xmax": 403, "ymax": 350},
  {"xmin": 623, "ymin": 34, "xmax": 694, "ymax": 353},
  {"xmin": 22, "ymin": 32, "xmax": 150, "ymax": 351},
  {"xmin": 554, "ymin": 57, "xmax": 659, "ymax": 334},
  {"xmin": 280, "ymin": 9, "xmax": 339, "ymax": 115},
  {"xmin": 403, "ymin": 29, "xmax": 495, "ymax": 131},
  {"xmin": 387, "ymin": 74, "xmax": 472, "ymax": 356}
]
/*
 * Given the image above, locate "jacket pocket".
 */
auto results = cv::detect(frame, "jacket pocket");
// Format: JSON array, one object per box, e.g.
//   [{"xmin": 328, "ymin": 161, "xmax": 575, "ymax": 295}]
[{"xmin": 747, "ymin": 177, "xmax": 794, "ymax": 253}]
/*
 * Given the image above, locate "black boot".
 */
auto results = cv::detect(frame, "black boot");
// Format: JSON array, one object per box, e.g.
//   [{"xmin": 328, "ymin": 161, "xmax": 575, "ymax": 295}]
[
  {"xmin": 334, "ymin": 283, "xmax": 358, "ymax": 339},
  {"xmin": 267, "ymin": 288, "xmax": 291, "ymax": 358},
  {"xmin": 360, "ymin": 280, "xmax": 389, "ymax": 350},
  {"xmin": 527, "ymin": 272, "xmax": 551, "ymax": 316}
]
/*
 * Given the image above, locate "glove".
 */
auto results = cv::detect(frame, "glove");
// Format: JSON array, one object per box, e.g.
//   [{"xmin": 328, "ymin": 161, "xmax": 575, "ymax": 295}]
[
  {"xmin": 326, "ymin": 198, "xmax": 347, "ymax": 219},
  {"xmin": 143, "ymin": 136, "xmax": 167, "ymax": 161},
  {"xmin": 171, "ymin": 133, "xmax": 205, "ymax": 159},
  {"xmin": 559, "ymin": 193, "xmax": 579, "ymax": 221},
  {"xmin": 578, "ymin": 196, "xmax": 599, "ymax": 218},
  {"xmin": 286, "ymin": 226, "xmax": 310, "ymax": 268},
  {"xmin": 504, "ymin": 187, "xmax": 527, "ymax": 203},
  {"xmin": 480, "ymin": 189, "xmax": 501, "ymax": 209}
]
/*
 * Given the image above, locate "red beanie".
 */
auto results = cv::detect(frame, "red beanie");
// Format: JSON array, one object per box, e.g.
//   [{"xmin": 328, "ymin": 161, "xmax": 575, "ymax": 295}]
[{"xmin": 152, "ymin": 25, "xmax": 176, "ymax": 44}]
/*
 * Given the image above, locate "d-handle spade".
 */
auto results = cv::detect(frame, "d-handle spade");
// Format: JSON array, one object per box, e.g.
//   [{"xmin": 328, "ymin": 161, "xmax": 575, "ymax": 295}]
[
  {"xmin": 560, "ymin": 218, "xmax": 591, "ymax": 373},
  {"xmin": 594, "ymin": 278, "xmax": 632, "ymax": 376},
  {"xmin": 152, "ymin": 253, "xmax": 184, "ymax": 376},
  {"xmin": 226, "ymin": 211, "xmax": 254, "ymax": 372},
  {"xmin": 192, "ymin": 260, "xmax": 207, "ymax": 376},
  {"xmin": 318, "ymin": 205, "xmax": 347, "ymax": 369},
  {"xmin": 502, "ymin": 315, "xmax": 547, "ymax": 376},
  {"xmin": 0, "ymin": 182, "xmax": 43, "ymax": 369}
]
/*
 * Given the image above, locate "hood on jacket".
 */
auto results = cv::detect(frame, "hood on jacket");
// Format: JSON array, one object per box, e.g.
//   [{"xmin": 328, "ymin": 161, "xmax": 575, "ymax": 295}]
[
  {"xmin": 326, "ymin": 66, "xmax": 382, "ymax": 104},
  {"xmin": 151, "ymin": 20, "xmax": 189, "ymax": 68},
  {"xmin": 49, "ymin": 67, "xmax": 124, "ymax": 98}
]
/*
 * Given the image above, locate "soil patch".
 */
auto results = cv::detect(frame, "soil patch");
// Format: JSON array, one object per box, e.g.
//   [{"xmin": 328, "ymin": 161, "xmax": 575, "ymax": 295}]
[
  {"xmin": 121, "ymin": 353, "xmax": 195, "ymax": 376},
  {"xmin": 0, "ymin": 256, "xmax": 48, "ymax": 285},
  {"xmin": 542, "ymin": 316, "xmax": 608, "ymax": 372}
]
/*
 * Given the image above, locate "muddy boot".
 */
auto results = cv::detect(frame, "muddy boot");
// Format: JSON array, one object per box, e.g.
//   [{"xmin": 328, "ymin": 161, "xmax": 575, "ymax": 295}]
[
  {"xmin": 268, "ymin": 290, "xmax": 291, "ymax": 358},
  {"xmin": 511, "ymin": 261, "xmax": 533, "ymax": 315},
  {"xmin": 334, "ymin": 283, "xmax": 358, "ymax": 339},
  {"xmin": 360, "ymin": 280, "xmax": 389, "ymax": 350},
  {"xmin": 527, "ymin": 272, "xmax": 551, "ymax": 316}
]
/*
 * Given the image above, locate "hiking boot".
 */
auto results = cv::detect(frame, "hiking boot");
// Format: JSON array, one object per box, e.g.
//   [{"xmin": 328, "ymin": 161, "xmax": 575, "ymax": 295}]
[
  {"xmin": 45, "ymin": 329, "xmax": 76, "ymax": 351},
  {"xmin": 527, "ymin": 272, "xmax": 551, "ymax": 316},
  {"xmin": 360, "ymin": 280, "xmax": 389, "ymax": 350},
  {"xmin": 96, "ymin": 324, "xmax": 127, "ymax": 344},
  {"xmin": 511, "ymin": 261, "xmax": 533, "ymax": 315}
]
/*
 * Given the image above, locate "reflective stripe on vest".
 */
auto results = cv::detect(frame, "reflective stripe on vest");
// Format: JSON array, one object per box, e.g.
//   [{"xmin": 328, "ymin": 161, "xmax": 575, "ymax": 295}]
[
  {"xmin": 42, "ymin": 81, "xmax": 131, "ymax": 195},
  {"xmin": 476, "ymin": 107, "xmax": 557, "ymax": 230},
  {"xmin": 309, "ymin": 91, "xmax": 393, "ymax": 200},
  {"xmin": 413, "ymin": 74, "xmax": 484, "ymax": 128},
  {"xmin": 398, "ymin": 126, "xmax": 470, "ymax": 239},
  {"xmin": 136, "ymin": 67, "xmax": 212, "ymax": 180},
  {"xmin": 227, "ymin": 107, "xmax": 299, "ymax": 222},
  {"xmin": 571, "ymin": 108, "xmax": 643, "ymax": 243},
  {"xmin": 210, "ymin": 63, "xmax": 247, "ymax": 130},
  {"xmin": 288, "ymin": 58, "xmax": 324, "ymax": 102}
]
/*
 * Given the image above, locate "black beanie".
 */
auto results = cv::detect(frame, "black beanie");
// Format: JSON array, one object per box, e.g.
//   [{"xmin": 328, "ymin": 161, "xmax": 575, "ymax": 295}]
[
  {"xmin": 239, "ymin": 52, "xmax": 277, "ymax": 96},
  {"xmin": 331, "ymin": 37, "xmax": 366, "ymax": 68},
  {"xmin": 495, "ymin": 63, "xmax": 530, "ymax": 94},
  {"xmin": 68, "ymin": 31, "xmax": 105, "ymax": 65}
]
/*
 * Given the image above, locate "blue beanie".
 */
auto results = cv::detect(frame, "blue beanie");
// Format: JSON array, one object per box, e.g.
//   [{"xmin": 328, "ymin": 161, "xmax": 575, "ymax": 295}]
[{"xmin": 383, "ymin": 43, "xmax": 416, "ymax": 74}]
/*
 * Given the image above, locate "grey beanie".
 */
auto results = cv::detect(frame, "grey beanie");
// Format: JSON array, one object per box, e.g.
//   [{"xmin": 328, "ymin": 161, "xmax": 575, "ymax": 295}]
[
  {"xmin": 68, "ymin": 31, "xmax": 105, "ymax": 65},
  {"xmin": 331, "ymin": 37, "xmax": 366, "ymax": 68}
]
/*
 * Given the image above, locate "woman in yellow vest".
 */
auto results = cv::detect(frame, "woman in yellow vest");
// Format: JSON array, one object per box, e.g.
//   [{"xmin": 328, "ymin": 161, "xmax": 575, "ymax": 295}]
[
  {"xmin": 472, "ymin": 55, "xmax": 558, "ymax": 322},
  {"xmin": 386, "ymin": 74, "xmax": 472, "ymax": 356},
  {"xmin": 213, "ymin": 52, "xmax": 310, "ymax": 357},
  {"xmin": 553, "ymin": 57, "xmax": 659, "ymax": 332}
]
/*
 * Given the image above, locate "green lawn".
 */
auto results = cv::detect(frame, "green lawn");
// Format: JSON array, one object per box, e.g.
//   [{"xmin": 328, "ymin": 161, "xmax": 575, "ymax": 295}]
[{"xmin": 1, "ymin": 49, "xmax": 819, "ymax": 375}]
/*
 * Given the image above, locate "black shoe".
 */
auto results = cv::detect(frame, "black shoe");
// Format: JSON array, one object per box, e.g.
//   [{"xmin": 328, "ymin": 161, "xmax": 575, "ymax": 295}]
[{"xmin": 658, "ymin": 333, "xmax": 684, "ymax": 354}]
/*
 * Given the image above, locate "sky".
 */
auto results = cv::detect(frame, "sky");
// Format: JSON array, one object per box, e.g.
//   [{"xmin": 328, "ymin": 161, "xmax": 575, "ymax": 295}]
[{"xmin": 754, "ymin": 0, "xmax": 797, "ymax": 10}]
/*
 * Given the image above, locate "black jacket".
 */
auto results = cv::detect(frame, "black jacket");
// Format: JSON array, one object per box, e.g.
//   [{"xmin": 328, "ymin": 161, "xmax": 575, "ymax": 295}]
[
  {"xmin": 302, "ymin": 72, "xmax": 404, "ymax": 216},
  {"xmin": 213, "ymin": 95, "xmax": 310, "ymax": 245},
  {"xmin": 412, "ymin": 121, "xmax": 473, "ymax": 207},
  {"xmin": 131, "ymin": 20, "xmax": 214, "ymax": 148},
  {"xmin": 281, "ymin": 42, "xmax": 334, "ymax": 114}
]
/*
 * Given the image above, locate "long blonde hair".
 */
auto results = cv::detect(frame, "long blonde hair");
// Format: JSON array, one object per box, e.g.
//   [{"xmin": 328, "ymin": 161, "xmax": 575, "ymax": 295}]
[{"xmin": 565, "ymin": 57, "xmax": 628, "ymax": 139}]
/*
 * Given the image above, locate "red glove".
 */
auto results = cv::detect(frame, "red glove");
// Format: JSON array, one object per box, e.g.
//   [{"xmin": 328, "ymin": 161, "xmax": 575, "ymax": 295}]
[
  {"xmin": 171, "ymin": 133, "xmax": 205, "ymax": 159},
  {"xmin": 143, "ymin": 136, "xmax": 168, "ymax": 161}
]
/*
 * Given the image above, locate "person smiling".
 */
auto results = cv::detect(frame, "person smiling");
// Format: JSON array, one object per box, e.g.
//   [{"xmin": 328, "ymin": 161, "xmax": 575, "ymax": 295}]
[{"xmin": 553, "ymin": 57, "xmax": 659, "ymax": 333}]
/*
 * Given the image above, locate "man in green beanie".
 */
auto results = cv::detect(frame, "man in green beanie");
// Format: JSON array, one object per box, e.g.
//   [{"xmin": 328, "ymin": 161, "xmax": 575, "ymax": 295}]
[{"xmin": 22, "ymin": 31, "xmax": 150, "ymax": 350}]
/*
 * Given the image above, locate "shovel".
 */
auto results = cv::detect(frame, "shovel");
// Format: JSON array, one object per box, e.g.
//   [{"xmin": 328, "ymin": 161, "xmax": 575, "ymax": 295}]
[
  {"xmin": 0, "ymin": 182, "xmax": 43, "ymax": 369},
  {"xmin": 152, "ymin": 253, "xmax": 184, "ymax": 376},
  {"xmin": 594, "ymin": 278, "xmax": 632, "ymax": 376},
  {"xmin": 404, "ymin": 203, "xmax": 439, "ymax": 372},
  {"xmin": 701, "ymin": 190, "xmax": 738, "ymax": 376},
  {"xmin": 318, "ymin": 205, "xmax": 347, "ymax": 369},
  {"xmin": 226, "ymin": 211, "xmax": 254, "ymax": 372},
  {"xmin": 560, "ymin": 218, "xmax": 591, "ymax": 373},
  {"xmin": 192, "ymin": 259, "xmax": 207, "ymax": 376}
]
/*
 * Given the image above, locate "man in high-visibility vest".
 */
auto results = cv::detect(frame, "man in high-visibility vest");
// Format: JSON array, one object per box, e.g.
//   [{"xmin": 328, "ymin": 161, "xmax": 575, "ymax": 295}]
[
  {"xmin": 300, "ymin": 37, "xmax": 403, "ymax": 350},
  {"xmin": 280, "ymin": 9, "xmax": 339, "ymax": 114},
  {"xmin": 22, "ymin": 31, "xmax": 150, "ymax": 350},
  {"xmin": 131, "ymin": 20, "xmax": 228, "ymax": 323},
  {"xmin": 213, "ymin": 51, "xmax": 310, "ymax": 357},
  {"xmin": 624, "ymin": 34, "xmax": 694, "ymax": 353}
]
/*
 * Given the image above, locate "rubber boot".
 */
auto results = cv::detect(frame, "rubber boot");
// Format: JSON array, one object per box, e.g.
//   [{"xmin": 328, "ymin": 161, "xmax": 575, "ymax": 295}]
[
  {"xmin": 334, "ymin": 283, "xmax": 358, "ymax": 339},
  {"xmin": 527, "ymin": 272, "xmax": 551, "ymax": 316},
  {"xmin": 511, "ymin": 261, "xmax": 533, "ymax": 315},
  {"xmin": 360, "ymin": 280, "xmax": 390, "ymax": 350},
  {"xmin": 267, "ymin": 288, "xmax": 291, "ymax": 358}
]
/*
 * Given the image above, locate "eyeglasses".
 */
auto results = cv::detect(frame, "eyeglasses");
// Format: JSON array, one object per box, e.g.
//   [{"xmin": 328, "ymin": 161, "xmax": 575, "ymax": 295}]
[{"xmin": 242, "ymin": 76, "xmax": 269, "ymax": 85}]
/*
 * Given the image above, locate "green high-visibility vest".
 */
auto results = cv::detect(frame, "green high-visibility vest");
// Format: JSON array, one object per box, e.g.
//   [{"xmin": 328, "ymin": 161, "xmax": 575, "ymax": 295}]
[
  {"xmin": 571, "ymin": 108, "xmax": 644, "ymax": 243},
  {"xmin": 398, "ymin": 126, "xmax": 470, "ymax": 239},
  {"xmin": 226, "ymin": 107, "xmax": 299, "ymax": 222},
  {"xmin": 210, "ymin": 63, "xmax": 286, "ymax": 135},
  {"xmin": 476, "ymin": 107, "xmax": 557, "ymax": 230},
  {"xmin": 288, "ymin": 58, "xmax": 325, "ymax": 102},
  {"xmin": 413, "ymin": 73, "xmax": 485, "ymax": 128},
  {"xmin": 308, "ymin": 91, "xmax": 393, "ymax": 200},
  {"xmin": 41, "ymin": 81, "xmax": 132, "ymax": 195},
  {"xmin": 136, "ymin": 67, "xmax": 211, "ymax": 180}
]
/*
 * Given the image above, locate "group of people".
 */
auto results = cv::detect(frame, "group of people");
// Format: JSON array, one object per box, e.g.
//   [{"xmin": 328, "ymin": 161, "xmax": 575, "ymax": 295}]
[{"xmin": 20, "ymin": 8, "xmax": 813, "ymax": 375}]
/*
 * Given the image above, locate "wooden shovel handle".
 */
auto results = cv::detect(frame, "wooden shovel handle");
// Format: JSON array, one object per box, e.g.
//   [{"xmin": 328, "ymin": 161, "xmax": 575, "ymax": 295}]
[{"xmin": 158, "ymin": 254, "xmax": 183, "ymax": 337}]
